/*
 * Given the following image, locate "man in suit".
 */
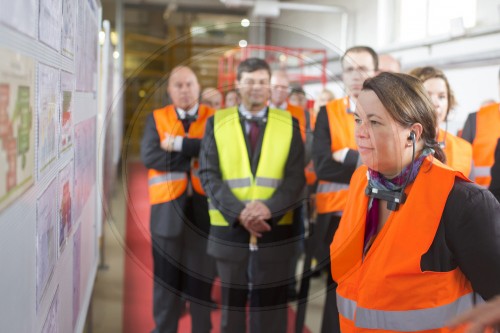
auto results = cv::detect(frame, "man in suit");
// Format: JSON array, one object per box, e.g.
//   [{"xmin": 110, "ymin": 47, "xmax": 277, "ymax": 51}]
[
  {"xmin": 199, "ymin": 58, "xmax": 306, "ymax": 333},
  {"xmin": 141, "ymin": 66, "xmax": 215, "ymax": 333}
]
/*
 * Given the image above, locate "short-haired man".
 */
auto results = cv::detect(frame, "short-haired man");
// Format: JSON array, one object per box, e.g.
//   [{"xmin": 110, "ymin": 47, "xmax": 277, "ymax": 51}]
[
  {"xmin": 199, "ymin": 58, "xmax": 305, "ymax": 333},
  {"xmin": 141, "ymin": 66, "xmax": 215, "ymax": 333}
]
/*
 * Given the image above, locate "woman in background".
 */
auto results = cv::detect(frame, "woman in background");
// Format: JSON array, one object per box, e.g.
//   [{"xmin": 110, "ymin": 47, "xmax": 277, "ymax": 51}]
[{"xmin": 410, "ymin": 66, "xmax": 473, "ymax": 178}]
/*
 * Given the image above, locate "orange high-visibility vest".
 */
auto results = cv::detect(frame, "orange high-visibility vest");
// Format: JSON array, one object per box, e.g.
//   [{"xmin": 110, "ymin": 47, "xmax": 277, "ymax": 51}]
[
  {"xmin": 330, "ymin": 157, "xmax": 478, "ymax": 333},
  {"xmin": 438, "ymin": 128, "xmax": 472, "ymax": 178},
  {"xmin": 148, "ymin": 104, "xmax": 214, "ymax": 205},
  {"xmin": 316, "ymin": 97, "xmax": 357, "ymax": 214},
  {"xmin": 286, "ymin": 103, "xmax": 317, "ymax": 186},
  {"xmin": 472, "ymin": 103, "xmax": 500, "ymax": 186}
]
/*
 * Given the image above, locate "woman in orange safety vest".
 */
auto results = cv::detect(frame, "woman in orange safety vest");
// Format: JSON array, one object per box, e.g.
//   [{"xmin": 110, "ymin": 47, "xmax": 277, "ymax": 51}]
[
  {"xmin": 409, "ymin": 66, "xmax": 473, "ymax": 178},
  {"xmin": 330, "ymin": 72, "xmax": 500, "ymax": 333}
]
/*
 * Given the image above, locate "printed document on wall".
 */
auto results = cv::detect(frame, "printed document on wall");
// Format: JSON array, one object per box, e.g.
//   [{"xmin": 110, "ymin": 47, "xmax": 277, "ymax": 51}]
[
  {"xmin": 37, "ymin": 63, "xmax": 59, "ymax": 178},
  {"xmin": 36, "ymin": 178, "xmax": 57, "ymax": 312},
  {"xmin": 39, "ymin": 0, "xmax": 62, "ymax": 51},
  {"xmin": 0, "ymin": 48, "xmax": 35, "ymax": 213}
]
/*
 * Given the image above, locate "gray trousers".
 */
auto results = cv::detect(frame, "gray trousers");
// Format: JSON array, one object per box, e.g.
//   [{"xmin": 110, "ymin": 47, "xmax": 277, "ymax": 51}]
[{"xmin": 215, "ymin": 252, "xmax": 291, "ymax": 333}]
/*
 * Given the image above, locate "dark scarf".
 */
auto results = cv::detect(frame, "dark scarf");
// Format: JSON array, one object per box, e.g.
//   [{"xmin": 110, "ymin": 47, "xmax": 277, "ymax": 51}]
[{"xmin": 363, "ymin": 148, "xmax": 434, "ymax": 255}]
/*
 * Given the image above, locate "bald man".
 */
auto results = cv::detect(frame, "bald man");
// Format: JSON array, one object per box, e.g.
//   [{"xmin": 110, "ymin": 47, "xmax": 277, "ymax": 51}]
[
  {"xmin": 141, "ymin": 66, "xmax": 215, "ymax": 333},
  {"xmin": 201, "ymin": 87, "xmax": 223, "ymax": 110}
]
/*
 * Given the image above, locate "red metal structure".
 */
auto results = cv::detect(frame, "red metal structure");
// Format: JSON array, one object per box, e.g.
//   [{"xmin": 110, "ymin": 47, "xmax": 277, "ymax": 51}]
[{"xmin": 218, "ymin": 44, "xmax": 327, "ymax": 92}]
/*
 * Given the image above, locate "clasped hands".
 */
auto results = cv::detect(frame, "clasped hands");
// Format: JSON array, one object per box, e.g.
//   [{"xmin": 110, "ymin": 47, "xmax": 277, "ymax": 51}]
[{"xmin": 239, "ymin": 201, "xmax": 272, "ymax": 238}]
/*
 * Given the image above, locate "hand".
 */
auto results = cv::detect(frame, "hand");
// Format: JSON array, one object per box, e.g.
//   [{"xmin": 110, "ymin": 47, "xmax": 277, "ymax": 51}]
[
  {"xmin": 447, "ymin": 295, "xmax": 500, "ymax": 333},
  {"xmin": 161, "ymin": 134, "xmax": 175, "ymax": 152},
  {"xmin": 239, "ymin": 201, "xmax": 271, "ymax": 238},
  {"xmin": 245, "ymin": 201, "xmax": 271, "ymax": 220},
  {"xmin": 332, "ymin": 147, "xmax": 349, "ymax": 163}
]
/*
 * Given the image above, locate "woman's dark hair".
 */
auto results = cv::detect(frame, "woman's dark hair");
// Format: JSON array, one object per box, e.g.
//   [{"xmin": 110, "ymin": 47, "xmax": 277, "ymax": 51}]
[
  {"xmin": 409, "ymin": 66, "xmax": 457, "ymax": 120},
  {"xmin": 362, "ymin": 72, "xmax": 446, "ymax": 163},
  {"xmin": 236, "ymin": 58, "xmax": 272, "ymax": 81}
]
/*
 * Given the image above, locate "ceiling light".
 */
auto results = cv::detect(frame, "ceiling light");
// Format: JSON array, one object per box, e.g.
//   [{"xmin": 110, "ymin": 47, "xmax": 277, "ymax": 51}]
[{"xmin": 241, "ymin": 18, "xmax": 250, "ymax": 27}]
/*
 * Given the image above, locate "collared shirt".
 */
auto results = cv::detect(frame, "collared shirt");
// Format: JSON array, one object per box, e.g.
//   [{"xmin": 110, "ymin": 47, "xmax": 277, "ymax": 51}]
[
  {"xmin": 176, "ymin": 103, "xmax": 199, "ymax": 119},
  {"xmin": 239, "ymin": 104, "xmax": 267, "ymax": 134}
]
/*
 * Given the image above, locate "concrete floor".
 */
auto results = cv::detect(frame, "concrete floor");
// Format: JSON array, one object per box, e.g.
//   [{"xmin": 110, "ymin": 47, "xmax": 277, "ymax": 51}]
[{"xmin": 89, "ymin": 176, "xmax": 330, "ymax": 333}]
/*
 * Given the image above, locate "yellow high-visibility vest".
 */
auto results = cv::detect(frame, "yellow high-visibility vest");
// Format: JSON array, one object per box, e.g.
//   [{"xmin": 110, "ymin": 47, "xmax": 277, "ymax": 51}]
[{"xmin": 209, "ymin": 107, "xmax": 293, "ymax": 226}]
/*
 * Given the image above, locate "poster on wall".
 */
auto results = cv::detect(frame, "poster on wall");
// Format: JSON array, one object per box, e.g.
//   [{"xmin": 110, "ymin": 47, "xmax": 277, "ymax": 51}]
[
  {"xmin": 41, "ymin": 287, "xmax": 59, "ymax": 333},
  {"xmin": 76, "ymin": 0, "xmax": 99, "ymax": 93},
  {"xmin": 58, "ymin": 160, "xmax": 73, "ymax": 254},
  {"xmin": 39, "ymin": 0, "xmax": 62, "ymax": 51},
  {"xmin": 36, "ymin": 178, "xmax": 57, "ymax": 312},
  {"xmin": 61, "ymin": 0, "xmax": 76, "ymax": 59},
  {"xmin": 60, "ymin": 71, "xmax": 74, "ymax": 153},
  {"xmin": 73, "ymin": 117, "xmax": 96, "ymax": 221},
  {"xmin": 0, "ymin": 0, "xmax": 37, "ymax": 38},
  {"xmin": 72, "ymin": 224, "xmax": 81, "ymax": 331},
  {"xmin": 0, "ymin": 48, "xmax": 35, "ymax": 213},
  {"xmin": 37, "ymin": 63, "xmax": 59, "ymax": 178}
]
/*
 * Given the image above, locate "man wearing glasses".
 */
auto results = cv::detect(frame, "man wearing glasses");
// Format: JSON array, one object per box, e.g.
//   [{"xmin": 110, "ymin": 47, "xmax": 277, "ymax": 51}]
[{"xmin": 312, "ymin": 45, "xmax": 379, "ymax": 333}]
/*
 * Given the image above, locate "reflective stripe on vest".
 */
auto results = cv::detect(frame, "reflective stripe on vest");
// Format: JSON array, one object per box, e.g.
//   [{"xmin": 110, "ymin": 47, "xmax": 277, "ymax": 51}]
[
  {"xmin": 337, "ymin": 292, "xmax": 484, "ymax": 332},
  {"xmin": 316, "ymin": 97, "xmax": 357, "ymax": 214},
  {"xmin": 474, "ymin": 166, "xmax": 491, "ymax": 178},
  {"xmin": 148, "ymin": 172, "xmax": 187, "ymax": 185},
  {"xmin": 317, "ymin": 182, "xmax": 350, "ymax": 193},
  {"xmin": 209, "ymin": 107, "xmax": 293, "ymax": 227}
]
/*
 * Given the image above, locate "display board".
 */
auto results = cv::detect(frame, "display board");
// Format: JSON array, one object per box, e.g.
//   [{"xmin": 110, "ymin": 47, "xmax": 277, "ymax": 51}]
[{"xmin": 0, "ymin": 0, "xmax": 102, "ymax": 332}]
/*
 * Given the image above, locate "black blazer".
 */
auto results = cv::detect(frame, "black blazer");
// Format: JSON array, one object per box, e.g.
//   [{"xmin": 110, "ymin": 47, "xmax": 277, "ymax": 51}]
[
  {"xmin": 199, "ymin": 111, "xmax": 306, "ymax": 261},
  {"xmin": 141, "ymin": 111, "xmax": 208, "ymax": 238}
]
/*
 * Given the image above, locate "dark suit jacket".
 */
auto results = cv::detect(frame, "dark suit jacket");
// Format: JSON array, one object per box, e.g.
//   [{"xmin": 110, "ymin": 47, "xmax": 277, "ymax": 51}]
[
  {"xmin": 141, "ymin": 110, "xmax": 208, "ymax": 238},
  {"xmin": 199, "ymin": 110, "xmax": 306, "ymax": 261},
  {"xmin": 490, "ymin": 138, "xmax": 500, "ymax": 202}
]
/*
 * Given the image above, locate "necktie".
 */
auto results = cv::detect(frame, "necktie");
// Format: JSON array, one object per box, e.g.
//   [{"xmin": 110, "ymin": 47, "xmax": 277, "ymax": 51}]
[
  {"xmin": 182, "ymin": 119, "xmax": 191, "ymax": 133},
  {"xmin": 248, "ymin": 120, "xmax": 260, "ymax": 154}
]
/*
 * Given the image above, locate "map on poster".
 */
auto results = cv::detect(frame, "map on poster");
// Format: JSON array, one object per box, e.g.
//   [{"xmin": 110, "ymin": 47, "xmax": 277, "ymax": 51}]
[
  {"xmin": 36, "ymin": 178, "xmax": 57, "ymax": 311},
  {"xmin": 0, "ymin": 0, "xmax": 37, "ymax": 38},
  {"xmin": 39, "ymin": 0, "xmax": 62, "ymax": 51},
  {"xmin": 62, "ymin": 0, "xmax": 76, "ymax": 59},
  {"xmin": 58, "ymin": 160, "xmax": 73, "ymax": 253},
  {"xmin": 41, "ymin": 288, "xmax": 59, "ymax": 333},
  {"xmin": 60, "ymin": 71, "xmax": 74, "ymax": 153},
  {"xmin": 0, "ymin": 48, "xmax": 35, "ymax": 213},
  {"xmin": 38, "ymin": 63, "xmax": 59, "ymax": 177}
]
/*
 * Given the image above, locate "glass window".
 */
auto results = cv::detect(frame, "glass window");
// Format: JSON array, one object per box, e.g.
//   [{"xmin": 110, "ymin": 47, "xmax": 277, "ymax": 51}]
[{"xmin": 399, "ymin": 0, "xmax": 476, "ymax": 42}]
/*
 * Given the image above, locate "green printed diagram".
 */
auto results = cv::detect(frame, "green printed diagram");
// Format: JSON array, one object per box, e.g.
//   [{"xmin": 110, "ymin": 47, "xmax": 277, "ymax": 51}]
[{"xmin": 0, "ymin": 84, "xmax": 32, "ymax": 194}]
